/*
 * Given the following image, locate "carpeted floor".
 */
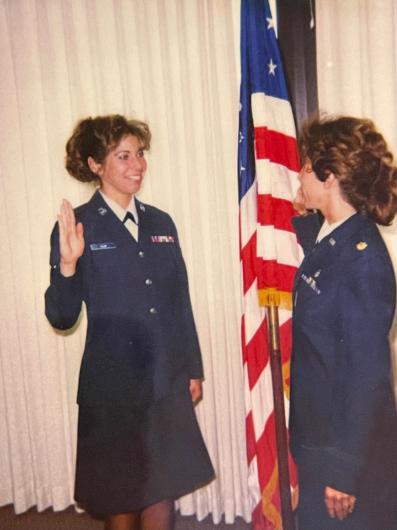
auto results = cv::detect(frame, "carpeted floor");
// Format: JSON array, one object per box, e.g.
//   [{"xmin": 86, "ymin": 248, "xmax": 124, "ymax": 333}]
[{"xmin": 0, "ymin": 505, "xmax": 251, "ymax": 530}]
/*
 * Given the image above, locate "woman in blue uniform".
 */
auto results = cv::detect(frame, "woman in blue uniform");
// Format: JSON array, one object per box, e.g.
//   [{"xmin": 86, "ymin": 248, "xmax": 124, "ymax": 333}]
[
  {"xmin": 290, "ymin": 115, "xmax": 397, "ymax": 529},
  {"xmin": 45, "ymin": 115, "xmax": 214, "ymax": 530}
]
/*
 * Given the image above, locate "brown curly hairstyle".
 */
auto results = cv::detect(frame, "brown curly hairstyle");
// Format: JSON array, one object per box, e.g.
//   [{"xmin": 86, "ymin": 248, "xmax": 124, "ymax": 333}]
[
  {"xmin": 65, "ymin": 114, "xmax": 151, "ymax": 183},
  {"xmin": 299, "ymin": 114, "xmax": 397, "ymax": 225}
]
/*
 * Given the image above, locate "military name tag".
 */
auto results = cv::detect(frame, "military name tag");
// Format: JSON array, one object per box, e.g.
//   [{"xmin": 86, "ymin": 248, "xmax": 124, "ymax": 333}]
[{"xmin": 90, "ymin": 242, "xmax": 117, "ymax": 251}]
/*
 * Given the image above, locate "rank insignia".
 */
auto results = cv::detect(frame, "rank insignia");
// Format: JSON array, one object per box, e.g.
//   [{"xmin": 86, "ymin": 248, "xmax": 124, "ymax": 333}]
[
  {"xmin": 356, "ymin": 241, "xmax": 368, "ymax": 251},
  {"xmin": 98, "ymin": 207, "xmax": 107, "ymax": 216}
]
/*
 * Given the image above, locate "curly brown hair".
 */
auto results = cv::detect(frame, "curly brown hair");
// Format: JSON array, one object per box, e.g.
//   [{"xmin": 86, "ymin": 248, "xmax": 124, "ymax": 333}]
[
  {"xmin": 65, "ymin": 114, "xmax": 151, "ymax": 183},
  {"xmin": 299, "ymin": 115, "xmax": 397, "ymax": 225}
]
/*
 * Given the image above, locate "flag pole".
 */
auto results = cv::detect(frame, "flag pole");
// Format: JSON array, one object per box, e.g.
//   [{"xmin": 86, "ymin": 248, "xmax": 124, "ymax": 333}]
[{"xmin": 259, "ymin": 288, "xmax": 295, "ymax": 530}]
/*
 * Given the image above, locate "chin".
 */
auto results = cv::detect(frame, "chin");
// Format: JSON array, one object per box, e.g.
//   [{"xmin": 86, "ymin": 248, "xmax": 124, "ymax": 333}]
[{"xmin": 126, "ymin": 186, "xmax": 141, "ymax": 195}]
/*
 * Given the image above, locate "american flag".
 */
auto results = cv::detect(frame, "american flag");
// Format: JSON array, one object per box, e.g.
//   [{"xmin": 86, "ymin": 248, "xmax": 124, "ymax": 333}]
[{"xmin": 238, "ymin": 1, "xmax": 302, "ymax": 528}]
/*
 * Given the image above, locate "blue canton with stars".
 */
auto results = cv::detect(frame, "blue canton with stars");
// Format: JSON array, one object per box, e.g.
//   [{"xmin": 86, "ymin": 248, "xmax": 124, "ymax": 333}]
[{"xmin": 238, "ymin": 0, "xmax": 290, "ymax": 201}]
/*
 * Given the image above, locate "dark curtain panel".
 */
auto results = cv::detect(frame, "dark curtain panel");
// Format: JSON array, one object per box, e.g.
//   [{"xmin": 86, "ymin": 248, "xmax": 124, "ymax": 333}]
[{"xmin": 277, "ymin": 0, "xmax": 318, "ymax": 131}]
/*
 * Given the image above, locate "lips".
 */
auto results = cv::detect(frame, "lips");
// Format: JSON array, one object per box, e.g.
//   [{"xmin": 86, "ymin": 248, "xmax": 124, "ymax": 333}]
[{"xmin": 125, "ymin": 175, "xmax": 142, "ymax": 181}]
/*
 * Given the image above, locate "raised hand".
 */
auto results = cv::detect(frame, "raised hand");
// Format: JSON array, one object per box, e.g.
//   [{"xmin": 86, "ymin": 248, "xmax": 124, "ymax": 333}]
[
  {"xmin": 57, "ymin": 199, "xmax": 85, "ymax": 277},
  {"xmin": 293, "ymin": 187, "xmax": 308, "ymax": 216}
]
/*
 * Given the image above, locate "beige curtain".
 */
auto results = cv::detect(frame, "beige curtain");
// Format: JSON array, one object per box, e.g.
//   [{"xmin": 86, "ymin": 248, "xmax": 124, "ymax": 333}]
[
  {"xmin": 0, "ymin": 0, "xmax": 251, "ymax": 522},
  {"xmin": 315, "ymin": 0, "xmax": 397, "ymax": 389}
]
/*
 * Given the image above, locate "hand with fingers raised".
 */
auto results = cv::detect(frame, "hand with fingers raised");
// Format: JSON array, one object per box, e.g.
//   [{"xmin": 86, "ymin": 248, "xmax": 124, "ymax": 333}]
[{"xmin": 58, "ymin": 199, "xmax": 85, "ymax": 277}]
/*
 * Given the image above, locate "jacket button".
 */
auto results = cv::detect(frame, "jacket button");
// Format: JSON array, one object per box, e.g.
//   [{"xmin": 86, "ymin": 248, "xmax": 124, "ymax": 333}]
[
  {"xmin": 138, "ymin": 251, "xmax": 145, "ymax": 258},
  {"xmin": 145, "ymin": 278, "xmax": 152, "ymax": 285},
  {"xmin": 149, "ymin": 307, "xmax": 157, "ymax": 314}
]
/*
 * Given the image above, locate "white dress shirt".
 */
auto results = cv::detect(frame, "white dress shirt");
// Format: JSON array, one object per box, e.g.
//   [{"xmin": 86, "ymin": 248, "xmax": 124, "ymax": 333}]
[
  {"xmin": 99, "ymin": 191, "xmax": 139, "ymax": 241},
  {"xmin": 316, "ymin": 212, "xmax": 356, "ymax": 243}
]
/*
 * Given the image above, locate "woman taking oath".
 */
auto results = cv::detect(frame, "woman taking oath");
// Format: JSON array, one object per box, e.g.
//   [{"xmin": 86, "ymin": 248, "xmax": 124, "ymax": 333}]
[
  {"xmin": 45, "ymin": 114, "xmax": 214, "ymax": 530},
  {"xmin": 290, "ymin": 115, "xmax": 397, "ymax": 530}
]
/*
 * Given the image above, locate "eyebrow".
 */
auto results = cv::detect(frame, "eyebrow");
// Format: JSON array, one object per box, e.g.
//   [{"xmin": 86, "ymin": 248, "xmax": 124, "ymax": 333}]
[{"xmin": 115, "ymin": 147, "xmax": 144, "ymax": 155}]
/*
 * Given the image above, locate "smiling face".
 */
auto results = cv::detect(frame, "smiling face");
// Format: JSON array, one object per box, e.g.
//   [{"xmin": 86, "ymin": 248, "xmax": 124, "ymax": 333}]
[{"xmin": 88, "ymin": 134, "xmax": 147, "ymax": 208}]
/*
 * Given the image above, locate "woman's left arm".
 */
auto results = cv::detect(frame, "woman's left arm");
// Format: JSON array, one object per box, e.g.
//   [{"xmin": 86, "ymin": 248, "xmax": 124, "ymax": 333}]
[{"xmin": 324, "ymin": 246, "xmax": 396, "ymax": 494}]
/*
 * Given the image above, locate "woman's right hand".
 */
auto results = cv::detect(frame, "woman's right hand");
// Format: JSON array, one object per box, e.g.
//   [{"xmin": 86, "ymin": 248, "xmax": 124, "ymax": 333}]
[
  {"xmin": 293, "ymin": 187, "xmax": 308, "ymax": 216},
  {"xmin": 57, "ymin": 199, "xmax": 85, "ymax": 277}
]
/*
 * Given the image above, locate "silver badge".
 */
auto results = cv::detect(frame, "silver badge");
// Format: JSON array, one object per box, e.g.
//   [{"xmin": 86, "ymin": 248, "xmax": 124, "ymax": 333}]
[{"xmin": 98, "ymin": 207, "xmax": 107, "ymax": 216}]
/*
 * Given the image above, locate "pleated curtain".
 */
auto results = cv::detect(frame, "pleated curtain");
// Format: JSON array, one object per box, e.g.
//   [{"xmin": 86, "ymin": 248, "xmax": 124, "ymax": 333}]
[
  {"xmin": 315, "ymin": 0, "xmax": 397, "ymax": 389},
  {"xmin": 0, "ymin": 0, "xmax": 251, "ymax": 523}
]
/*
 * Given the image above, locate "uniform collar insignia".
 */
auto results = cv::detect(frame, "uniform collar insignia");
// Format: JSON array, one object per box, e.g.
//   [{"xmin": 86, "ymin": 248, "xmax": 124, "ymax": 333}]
[
  {"xmin": 98, "ymin": 207, "xmax": 107, "ymax": 216},
  {"xmin": 356, "ymin": 241, "xmax": 368, "ymax": 250}
]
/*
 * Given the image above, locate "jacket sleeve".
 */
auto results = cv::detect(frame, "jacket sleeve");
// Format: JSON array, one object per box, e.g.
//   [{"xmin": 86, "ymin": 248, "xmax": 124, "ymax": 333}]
[
  {"xmin": 292, "ymin": 212, "xmax": 322, "ymax": 254},
  {"xmin": 323, "ymin": 248, "xmax": 396, "ymax": 493},
  {"xmin": 44, "ymin": 223, "xmax": 83, "ymax": 330},
  {"xmin": 169, "ymin": 218, "xmax": 204, "ymax": 379}
]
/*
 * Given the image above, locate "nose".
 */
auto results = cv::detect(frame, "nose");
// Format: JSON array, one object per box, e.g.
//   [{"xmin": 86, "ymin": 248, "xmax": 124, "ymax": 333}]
[{"xmin": 129, "ymin": 156, "xmax": 145, "ymax": 171}]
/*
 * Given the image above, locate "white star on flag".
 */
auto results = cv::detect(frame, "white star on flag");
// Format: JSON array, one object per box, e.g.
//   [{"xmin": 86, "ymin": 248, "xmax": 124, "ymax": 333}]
[
  {"xmin": 268, "ymin": 58, "xmax": 277, "ymax": 75},
  {"xmin": 266, "ymin": 17, "xmax": 275, "ymax": 30}
]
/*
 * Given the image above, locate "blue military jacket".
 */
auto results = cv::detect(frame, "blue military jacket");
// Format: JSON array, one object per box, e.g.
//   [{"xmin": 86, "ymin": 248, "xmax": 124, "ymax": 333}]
[
  {"xmin": 290, "ymin": 212, "xmax": 397, "ymax": 494},
  {"xmin": 45, "ymin": 191, "xmax": 203, "ymax": 407}
]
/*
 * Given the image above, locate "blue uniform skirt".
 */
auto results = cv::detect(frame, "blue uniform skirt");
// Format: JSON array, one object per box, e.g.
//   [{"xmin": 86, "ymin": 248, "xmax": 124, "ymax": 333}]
[{"xmin": 74, "ymin": 389, "xmax": 214, "ymax": 514}]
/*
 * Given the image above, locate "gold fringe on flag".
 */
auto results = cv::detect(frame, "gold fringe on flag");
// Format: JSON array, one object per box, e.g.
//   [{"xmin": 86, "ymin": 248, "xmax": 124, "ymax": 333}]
[{"xmin": 258, "ymin": 287, "xmax": 292, "ymax": 311}]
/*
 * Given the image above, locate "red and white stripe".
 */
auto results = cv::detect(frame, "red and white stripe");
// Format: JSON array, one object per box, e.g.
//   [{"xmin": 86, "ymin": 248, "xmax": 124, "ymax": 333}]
[{"xmin": 240, "ymin": 94, "xmax": 302, "ymax": 529}]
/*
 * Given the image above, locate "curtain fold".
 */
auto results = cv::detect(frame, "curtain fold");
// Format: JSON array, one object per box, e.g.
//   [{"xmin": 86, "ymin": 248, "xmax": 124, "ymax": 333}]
[
  {"xmin": 0, "ymin": 0, "xmax": 250, "ymax": 522},
  {"xmin": 316, "ymin": 0, "xmax": 397, "ymax": 151},
  {"xmin": 315, "ymin": 0, "xmax": 397, "ymax": 392}
]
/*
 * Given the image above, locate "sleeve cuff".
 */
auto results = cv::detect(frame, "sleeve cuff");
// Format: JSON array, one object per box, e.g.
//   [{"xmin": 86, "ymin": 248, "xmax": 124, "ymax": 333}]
[{"xmin": 323, "ymin": 447, "xmax": 361, "ymax": 494}]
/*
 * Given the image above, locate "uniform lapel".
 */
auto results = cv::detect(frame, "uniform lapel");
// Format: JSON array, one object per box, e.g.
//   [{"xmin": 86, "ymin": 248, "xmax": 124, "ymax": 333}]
[
  {"xmin": 134, "ymin": 197, "xmax": 155, "ymax": 244},
  {"xmin": 83, "ymin": 191, "xmax": 137, "ymax": 246},
  {"xmin": 311, "ymin": 213, "xmax": 365, "ymax": 262},
  {"xmin": 294, "ymin": 213, "xmax": 367, "ymax": 292}
]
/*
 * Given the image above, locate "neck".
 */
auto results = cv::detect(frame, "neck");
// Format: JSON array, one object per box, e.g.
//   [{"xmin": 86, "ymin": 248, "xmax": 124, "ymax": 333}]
[
  {"xmin": 100, "ymin": 189, "xmax": 133, "ymax": 209},
  {"xmin": 322, "ymin": 198, "xmax": 357, "ymax": 224}
]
